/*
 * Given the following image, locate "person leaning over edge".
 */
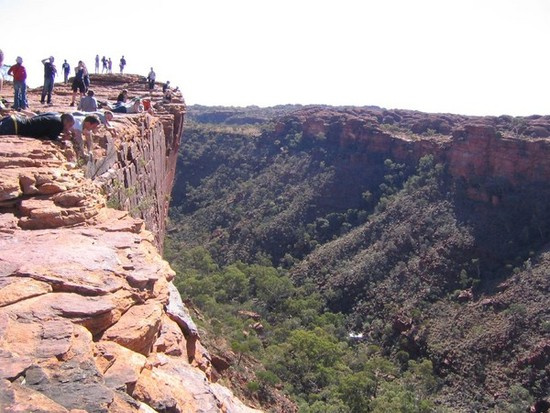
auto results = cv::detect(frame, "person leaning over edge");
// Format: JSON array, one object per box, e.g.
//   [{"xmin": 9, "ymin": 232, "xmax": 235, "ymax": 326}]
[
  {"xmin": 71, "ymin": 114, "xmax": 101, "ymax": 156},
  {"xmin": 0, "ymin": 112, "xmax": 74, "ymax": 140}
]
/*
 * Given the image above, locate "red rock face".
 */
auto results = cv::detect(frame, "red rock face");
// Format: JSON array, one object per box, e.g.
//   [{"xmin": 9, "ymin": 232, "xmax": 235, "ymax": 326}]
[
  {"xmin": 0, "ymin": 77, "xmax": 261, "ymax": 412},
  {"xmin": 275, "ymin": 108, "xmax": 550, "ymax": 203}
]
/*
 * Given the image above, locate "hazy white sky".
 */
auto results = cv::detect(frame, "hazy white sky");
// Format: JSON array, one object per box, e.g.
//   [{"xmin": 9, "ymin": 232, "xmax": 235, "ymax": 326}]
[{"xmin": 1, "ymin": 0, "xmax": 549, "ymax": 116}]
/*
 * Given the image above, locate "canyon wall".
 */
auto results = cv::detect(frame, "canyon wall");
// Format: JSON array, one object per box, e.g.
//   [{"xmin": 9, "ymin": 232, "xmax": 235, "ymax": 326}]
[
  {"xmin": 0, "ymin": 76, "xmax": 261, "ymax": 412},
  {"xmin": 280, "ymin": 106, "xmax": 550, "ymax": 205}
]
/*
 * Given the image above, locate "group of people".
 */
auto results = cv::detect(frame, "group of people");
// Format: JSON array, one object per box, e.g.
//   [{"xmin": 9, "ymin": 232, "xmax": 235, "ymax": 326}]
[
  {"xmin": 0, "ymin": 112, "xmax": 102, "ymax": 158},
  {"xmin": 93, "ymin": 55, "xmax": 126, "ymax": 75},
  {"xmin": 0, "ymin": 52, "xmax": 130, "ymax": 110},
  {"xmin": 0, "ymin": 48, "xmax": 179, "ymax": 156}
]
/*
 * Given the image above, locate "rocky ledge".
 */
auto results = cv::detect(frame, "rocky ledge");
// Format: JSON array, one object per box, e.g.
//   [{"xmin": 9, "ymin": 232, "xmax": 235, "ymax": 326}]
[{"xmin": 0, "ymin": 77, "xmax": 261, "ymax": 412}]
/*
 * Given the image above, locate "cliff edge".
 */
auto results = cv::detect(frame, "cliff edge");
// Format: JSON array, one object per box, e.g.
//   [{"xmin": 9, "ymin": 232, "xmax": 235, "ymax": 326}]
[{"xmin": 0, "ymin": 76, "xmax": 261, "ymax": 412}]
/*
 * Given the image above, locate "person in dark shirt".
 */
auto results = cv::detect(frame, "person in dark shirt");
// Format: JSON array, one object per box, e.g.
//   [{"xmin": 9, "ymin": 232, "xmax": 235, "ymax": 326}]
[
  {"xmin": 0, "ymin": 113, "xmax": 75, "ymax": 140},
  {"xmin": 62, "ymin": 59, "xmax": 70, "ymax": 84},
  {"xmin": 70, "ymin": 61, "xmax": 88, "ymax": 106},
  {"xmin": 116, "ymin": 89, "xmax": 128, "ymax": 103},
  {"xmin": 40, "ymin": 56, "xmax": 57, "ymax": 105}
]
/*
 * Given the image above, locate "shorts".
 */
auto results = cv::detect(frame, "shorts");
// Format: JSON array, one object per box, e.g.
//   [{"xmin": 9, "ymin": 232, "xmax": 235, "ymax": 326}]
[{"xmin": 72, "ymin": 80, "xmax": 86, "ymax": 93}]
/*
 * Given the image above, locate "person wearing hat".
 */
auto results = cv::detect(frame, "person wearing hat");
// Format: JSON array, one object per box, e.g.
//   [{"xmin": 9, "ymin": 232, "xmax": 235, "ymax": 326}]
[
  {"xmin": 40, "ymin": 56, "xmax": 57, "ymax": 105},
  {"xmin": 7, "ymin": 57, "xmax": 28, "ymax": 111}
]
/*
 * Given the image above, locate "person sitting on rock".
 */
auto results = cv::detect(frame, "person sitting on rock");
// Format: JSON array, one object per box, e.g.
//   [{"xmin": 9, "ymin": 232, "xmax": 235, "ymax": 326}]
[
  {"xmin": 116, "ymin": 89, "xmax": 128, "ymax": 103},
  {"xmin": 0, "ymin": 112, "xmax": 75, "ymax": 140},
  {"xmin": 163, "ymin": 88, "xmax": 173, "ymax": 103},
  {"xmin": 79, "ymin": 89, "xmax": 98, "ymax": 112}
]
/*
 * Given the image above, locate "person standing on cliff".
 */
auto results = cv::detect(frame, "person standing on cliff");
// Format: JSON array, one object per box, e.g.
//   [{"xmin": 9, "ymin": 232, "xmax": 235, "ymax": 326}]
[
  {"xmin": 147, "ymin": 67, "xmax": 156, "ymax": 90},
  {"xmin": 101, "ymin": 56, "xmax": 107, "ymax": 73},
  {"xmin": 119, "ymin": 56, "xmax": 126, "ymax": 74},
  {"xmin": 40, "ymin": 56, "xmax": 57, "ymax": 105},
  {"xmin": 70, "ymin": 61, "xmax": 87, "ymax": 106},
  {"xmin": 61, "ymin": 60, "xmax": 70, "ymax": 84},
  {"xmin": 94, "ymin": 54, "xmax": 100, "ymax": 74},
  {"xmin": 7, "ymin": 57, "xmax": 28, "ymax": 111},
  {"xmin": 108, "ymin": 58, "xmax": 113, "ymax": 73}
]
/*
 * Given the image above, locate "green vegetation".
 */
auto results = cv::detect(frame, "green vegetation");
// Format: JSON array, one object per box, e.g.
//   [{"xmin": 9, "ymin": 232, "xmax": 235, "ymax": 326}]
[
  {"xmin": 165, "ymin": 244, "xmax": 441, "ymax": 412},
  {"xmin": 165, "ymin": 106, "xmax": 550, "ymax": 412}
]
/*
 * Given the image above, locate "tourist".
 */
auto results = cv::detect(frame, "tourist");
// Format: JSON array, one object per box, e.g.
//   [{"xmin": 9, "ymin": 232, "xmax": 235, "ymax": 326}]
[
  {"xmin": 71, "ymin": 114, "xmax": 101, "ymax": 156},
  {"xmin": 7, "ymin": 57, "xmax": 28, "ymax": 111},
  {"xmin": 79, "ymin": 89, "xmax": 98, "ymax": 112},
  {"xmin": 40, "ymin": 56, "xmax": 57, "ymax": 105},
  {"xmin": 0, "ymin": 112, "xmax": 75, "ymax": 140},
  {"xmin": 119, "ymin": 55, "xmax": 126, "ymax": 74},
  {"xmin": 61, "ymin": 59, "xmax": 70, "ymax": 84},
  {"xmin": 116, "ymin": 89, "xmax": 128, "ymax": 103},
  {"xmin": 101, "ymin": 56, "xmax": 107, "ymax": 73},
  {"xmin": 70, "ymin": 61, "xmax": 87, "ymax": 106},
  {"xmin": 73, "ymin": 109, "xmax": 117, "ymax": 136},
  {"xmin": 147, "ymin": 67, "xmax": 156, "ymax": 90}
]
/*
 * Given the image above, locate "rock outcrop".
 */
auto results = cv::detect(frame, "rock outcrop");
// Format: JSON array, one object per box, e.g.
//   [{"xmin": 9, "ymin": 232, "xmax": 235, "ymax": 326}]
[
  {"xmin": 274, "ymin": 107, "xmax": 550, "ymax": 205},
  {"xmin": 0, "ymin": 76, "xmax": 261, "ymax": 412}
]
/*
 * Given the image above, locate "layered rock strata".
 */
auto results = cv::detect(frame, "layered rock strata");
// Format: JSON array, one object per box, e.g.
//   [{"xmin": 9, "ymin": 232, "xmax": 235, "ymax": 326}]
[
  {"xmin": 275, "ymin": 107, "xmax": 550, "ymax": 204},
  {"xmin": 0, "ymin": 77, "xmax": 260, "ymax": 412}
]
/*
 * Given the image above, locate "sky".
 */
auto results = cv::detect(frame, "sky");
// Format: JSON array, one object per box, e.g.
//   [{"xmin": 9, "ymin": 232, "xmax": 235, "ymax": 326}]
[{"xmin": 1, "ymin": 0, "xmax": 550, "ymax": 116}]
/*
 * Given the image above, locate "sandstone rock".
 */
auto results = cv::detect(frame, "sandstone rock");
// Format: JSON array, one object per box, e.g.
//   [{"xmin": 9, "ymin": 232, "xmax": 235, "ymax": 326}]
[
  {"xmin": 94, "ymin": 341, "xmax": 147, "ymax": 392},
  {"xmin": 0, "ymin": 213, "xmax": 18, "ymax": 234},
  {"xmin": 101, "ymin": 303, "xmax": 163, "ymax": 356},
  {"xmin": 237, "ymin": 310, "xmax": 261, "ymax": 321},
  {"xmin": 457, "ymin": 288, "xmax": 473, "ymax": 303},
  {"xmin": 152, "ymin": 315, "xmax": 187, "ymax": 357},
  {"xmin": 23, "ymin": 360, "xmax": 114, "ymax": 412},
  {"xmin": 133, "ymin": 360, "xmax": 224, "ymax": 413},
  {"xmin": 211, "ymin": 382, "xmax": 263, "ymax": 413},
  {"xmin": 0, "ymin": 169, "xmax": 21, "ymax": 200},
  {"xmin": 166, "ymin": 282, "xmax": 199, "ymax": 337},
  {"xmin": 0, "ymin": 379, "xmax": 70, "ymax": 413},
  {"xmin": 0, "ymin": 278, "xmax": 52, "ymax": 307}
]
